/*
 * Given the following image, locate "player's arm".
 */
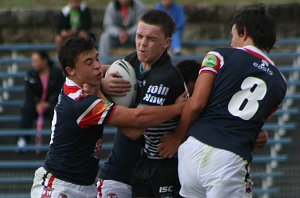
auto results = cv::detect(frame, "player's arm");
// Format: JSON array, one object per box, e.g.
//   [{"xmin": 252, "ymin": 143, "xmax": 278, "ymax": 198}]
[
  {"xmin": 255, "ymin": 129, "xmax": 268, "ymax": 148},
  {"xmin": 109, "ymin": 92, "xmax": 187, "ymax": 140},
  {"xmin": 254, "ymin": 105, "xmax": 282, "ymax": 149},
  {"xmin": 254, "ymin": 105, "xmax": 280, "ymax": 148},
  {"xmin": 159, "ymin": 72, "xmax": 215, "ymax": 158},
  {"xmin": 159, "ymin": 51, "xmax": 223, "ymax": 158}
]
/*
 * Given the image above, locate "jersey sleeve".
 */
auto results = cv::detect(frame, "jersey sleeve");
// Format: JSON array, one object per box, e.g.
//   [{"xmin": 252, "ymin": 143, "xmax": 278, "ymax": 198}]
[
  {"xmin": 199, "ymin": 51, "xmax": 224, "ymax": 75},
  {"xmin": 75, "ymin": 96, "xmax": 116, "ymax": 128}
]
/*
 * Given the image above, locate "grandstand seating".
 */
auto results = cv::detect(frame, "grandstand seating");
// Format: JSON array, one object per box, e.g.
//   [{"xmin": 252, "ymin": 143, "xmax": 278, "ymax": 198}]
[{"xmin": 0, "ymin": 38, "xmax": 299, "ymax": 198}]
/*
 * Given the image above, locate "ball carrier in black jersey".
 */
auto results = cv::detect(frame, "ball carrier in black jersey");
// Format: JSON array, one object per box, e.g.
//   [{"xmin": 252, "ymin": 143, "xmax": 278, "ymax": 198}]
[
  {"xmin": 98, "ymin": 10, "xmax": 186, "ymax": 198},
  {"xmin": 30, "ymin": 36, "xmax": 186, "ymax": 198},
  {"xmin": 175, "ymin": 5, "xmax": 287, "ymax": 198}
]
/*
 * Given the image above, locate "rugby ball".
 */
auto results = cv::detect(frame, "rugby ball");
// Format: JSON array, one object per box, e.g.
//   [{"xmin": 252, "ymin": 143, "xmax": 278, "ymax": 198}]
[{"xmin": 105, "ymin": 59, "xmax": 137, "ymax": 107}]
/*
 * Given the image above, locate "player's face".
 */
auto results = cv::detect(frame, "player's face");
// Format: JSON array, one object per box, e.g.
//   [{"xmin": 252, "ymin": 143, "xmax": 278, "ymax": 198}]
[
  {"xmin": 231, "ymin": 24, "xmax": 244, "ymax": 48},
  {"xmin": 136, "ymin": 21, "xmax": 171, "ymax": 67},
  {"xmin": 69, "ymin": 49, "xmax": 103, "ymax": 87}
]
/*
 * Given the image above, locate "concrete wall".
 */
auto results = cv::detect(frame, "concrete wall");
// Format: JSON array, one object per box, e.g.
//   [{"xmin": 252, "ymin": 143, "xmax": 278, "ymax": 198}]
[{"xmin": 0, "ymin": 3, "xmax": 300, "ymax": 43}]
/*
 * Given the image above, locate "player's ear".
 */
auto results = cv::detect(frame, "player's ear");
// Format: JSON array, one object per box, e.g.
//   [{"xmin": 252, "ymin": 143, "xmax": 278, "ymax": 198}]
[
  {"xmin": 242, "ymin": 27, "xmax": 248, "ymax": 41},
  {"xmin": 65, "ymin": 66, "xmax": 75, "ymax": 76},
  {"xmin": 164, "ymin": 37, "xmax": 172, "ymax": 51}
]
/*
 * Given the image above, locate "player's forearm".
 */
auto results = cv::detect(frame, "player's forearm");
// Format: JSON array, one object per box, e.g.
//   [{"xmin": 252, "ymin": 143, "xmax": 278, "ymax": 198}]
[
  {"xmin": 133, "ymin": 103, "xmax": 182, "ymax": 127},
  {"xmin": 176, "ymin": 100, "xmax": 202, "ymax": 138},
  {"xmin": 118, "ymin": 127, "xmax": 145, "ymax": 140},
  {"xmin": 110, "ymin": 103, "xmax": 183, "ymax": 128}
]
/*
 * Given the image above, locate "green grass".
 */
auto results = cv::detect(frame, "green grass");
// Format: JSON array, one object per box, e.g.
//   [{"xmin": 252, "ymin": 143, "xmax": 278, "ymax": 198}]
[{"xmin": 0, "ymin": 0, "xmax": 298, "ymax": 9}]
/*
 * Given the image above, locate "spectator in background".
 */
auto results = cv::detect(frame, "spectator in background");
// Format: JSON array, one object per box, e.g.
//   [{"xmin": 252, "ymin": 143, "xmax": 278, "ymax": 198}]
[
  {"xmin": 99, "ymin": 0, "xmax": 146, "ymax": 63},
  {"xmin": 17, "ymin": 51, "xmax": 65, "ymax": 151},
  {"xmin": 155, "ymin": 0, "xmax": 185, "ymax": 56},
  {"xmin": 55, "ymin": 0, "xmax": 92, "ymax": 49},
  {"xmin": 176, "ymin": 59, "xmax": 200, "ymax": 96}
]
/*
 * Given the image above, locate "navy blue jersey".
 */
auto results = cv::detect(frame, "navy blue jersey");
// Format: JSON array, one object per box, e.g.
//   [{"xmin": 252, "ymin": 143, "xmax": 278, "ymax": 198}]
[
  {"xmin": 44, "ymin": 78, "xmax": 115, "ymax": 185},
  {"xmin": 189, "ymin": 46, "xmax": 287, "ymax": 162},
  {"xmin": 100, "ymin": 130, "xmax": 144, "ymax": 185}
]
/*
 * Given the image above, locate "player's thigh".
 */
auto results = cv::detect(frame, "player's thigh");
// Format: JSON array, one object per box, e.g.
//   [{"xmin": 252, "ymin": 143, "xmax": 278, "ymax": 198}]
[
  {"xmin": 205, "ymin": 149, "xmax": 253, "ymax": 198},
  {"xmin": 151, "ymin": 158, "xmax": 182, "ymax": 198},
  {"xmin": 131, "ymin": 156, "xmax": 154, "ymax": 198},
  {"xmin": 178, "ymin": 137, "xmax": 206, "ymax": 198},
  {"xmin": 97, "ymin": 179, "xmax": 132, "ymax": 198},
  {"xmin": 30, "ymin": 167, "xmax": 97, "ymax": 198}
]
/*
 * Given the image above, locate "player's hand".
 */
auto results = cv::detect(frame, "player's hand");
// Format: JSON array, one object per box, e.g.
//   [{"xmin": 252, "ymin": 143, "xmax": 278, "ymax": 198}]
[
  {"xmin": 175, "ymin": 91, "xmax": 189, "ymax": 104},
  {"xmin": 101, "ymin": 72, "xmax": 131, "ymax": 96},
  {"xmin": 158, "ymin": 133, "xmax": 182, "ymax": 159},
  {"xmin": 255, "ymin": 129, "xmax": 268, "ymax": 148}
]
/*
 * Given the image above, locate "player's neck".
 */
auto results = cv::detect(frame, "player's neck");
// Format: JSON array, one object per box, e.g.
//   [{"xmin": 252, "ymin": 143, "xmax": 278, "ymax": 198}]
[{"xmin": 141, "ymin": 63, "xmax": 151, "ymax": 72}]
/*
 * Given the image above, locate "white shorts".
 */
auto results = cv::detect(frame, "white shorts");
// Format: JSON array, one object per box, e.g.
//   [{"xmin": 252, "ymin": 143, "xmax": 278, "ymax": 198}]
[
  {"xmin": 97, "ymin": 179, "xmax": 132, "ymax": 198},
  {"xmin": 178, "ymin": 136, "xmax": 253, "ymax": 198},
  {"xmin": 30, "ymin": 167, "xmax": 97, "ymax": 198}
]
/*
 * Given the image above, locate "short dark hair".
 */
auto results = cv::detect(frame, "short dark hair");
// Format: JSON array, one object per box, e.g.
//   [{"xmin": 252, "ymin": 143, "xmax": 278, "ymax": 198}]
[
  {"xmin": 231, "ymin": 4, "xmax": 276, "ymax": 53},
  {"xmin": 58, "ymin": 36, "xmax": 95, "ymax": 76},
  {"xmin": 139, "ymin": 9, "xmax": 175, "ymax": 38},
  {"xmin": 176, "ymin": 60, "xmax": 200, "ymax": 84}
]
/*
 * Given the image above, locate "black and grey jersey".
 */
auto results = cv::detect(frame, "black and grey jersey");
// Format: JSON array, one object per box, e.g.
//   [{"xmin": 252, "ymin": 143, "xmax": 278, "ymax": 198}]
[{"xmin": 126, "ymin": 52, "xmax": 185, "ymax": 159}]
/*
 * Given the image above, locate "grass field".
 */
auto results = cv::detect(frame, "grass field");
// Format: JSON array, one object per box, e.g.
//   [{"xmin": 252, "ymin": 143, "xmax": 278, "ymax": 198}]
[{"xmin": 0, "ymin": 0, "xmax": 299, "ymax": 8}]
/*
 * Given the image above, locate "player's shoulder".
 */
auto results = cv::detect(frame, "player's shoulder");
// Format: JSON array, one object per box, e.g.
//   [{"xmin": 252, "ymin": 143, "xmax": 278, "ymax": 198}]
[
  {"xmin": 208, "ymin": 47, "xmax": 237, "ymax": 57},
  {"xmin": 203, "ymin": 47, "xmax": 241, "ymax": 65},
  {"xmin": 156, "ymin": 63, "xmax": 183, "ymax": 82},
  {"xmin": 124, "ymin": 52, "xmax": 139, "ymax": 67}
]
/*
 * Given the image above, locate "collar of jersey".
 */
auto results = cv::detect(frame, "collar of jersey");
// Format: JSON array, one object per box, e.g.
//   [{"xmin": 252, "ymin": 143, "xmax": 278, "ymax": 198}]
[
  {"xmin": 242, "ymin": 45, "xmax": 275, "ymax": 65},
  {"xmin": 139, "ymin": 63, "xmax": 151, "ymax": 76},
  {"xmin": 138, "ymin": 51, "xmax": 171, "ymax": 76},
  {"xmin": 64, "ymin": 77, "xmax": 85, "ymax": 100}
]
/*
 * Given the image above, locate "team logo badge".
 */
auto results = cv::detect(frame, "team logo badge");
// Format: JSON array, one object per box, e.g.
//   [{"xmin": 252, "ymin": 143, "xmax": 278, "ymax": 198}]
[{"xmin": 202, "ymin": 54, "xmax": 218, "ymax": 67}]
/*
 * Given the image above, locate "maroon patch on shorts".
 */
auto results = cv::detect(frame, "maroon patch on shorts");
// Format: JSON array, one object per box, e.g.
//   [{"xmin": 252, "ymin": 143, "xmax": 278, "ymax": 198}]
[
  {"xmin": 107, "ymin": 193, "xmax": 118, "ymax": 198},
  {"xmin": 41, "ymin": 186, "xmax": 53, "ymax": 198},
  {"xmin": 59, "ymin": 193, "xmax": 68, "ymax": 198}
]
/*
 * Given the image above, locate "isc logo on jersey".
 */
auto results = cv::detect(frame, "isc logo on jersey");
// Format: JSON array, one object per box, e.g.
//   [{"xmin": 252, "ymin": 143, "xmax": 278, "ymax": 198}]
[{"xmin": 159, "ymin": 186, "xmax": 173, "ymax": 193}]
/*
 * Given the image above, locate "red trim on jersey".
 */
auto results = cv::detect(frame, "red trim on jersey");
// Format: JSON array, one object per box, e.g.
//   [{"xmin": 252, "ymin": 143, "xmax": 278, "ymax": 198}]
[
  {"xmin": 244, "ymin": 48, "xmax": 272, "ymax": 64},
  {"xmin": 63, "ymin": 84, "xmax": 79, "ymax": 95},
  {"xmin": 200, "ymin": 53, "xmax": 222, "ymax": 75},
  {"xmin": 106, "ymin": 105, "xmax": 117, "ymax": 124},
  {"xmin": 97, "ymin": 180, "xmax": 104, "ymax": 198},
  {"xmin": 199, "ymin": 70, "xmax": 217, "ymax": 75},
  {"xmin": 78, "ymin": 100, "xmax": 111, "ymax": 128},
  {"xmin": 47, "ymin": 175, "xmax": 55, "ymax": 187},
  {"xmin": 63, "ymin": 83, "xmax": 88, "ymax": 101}
]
